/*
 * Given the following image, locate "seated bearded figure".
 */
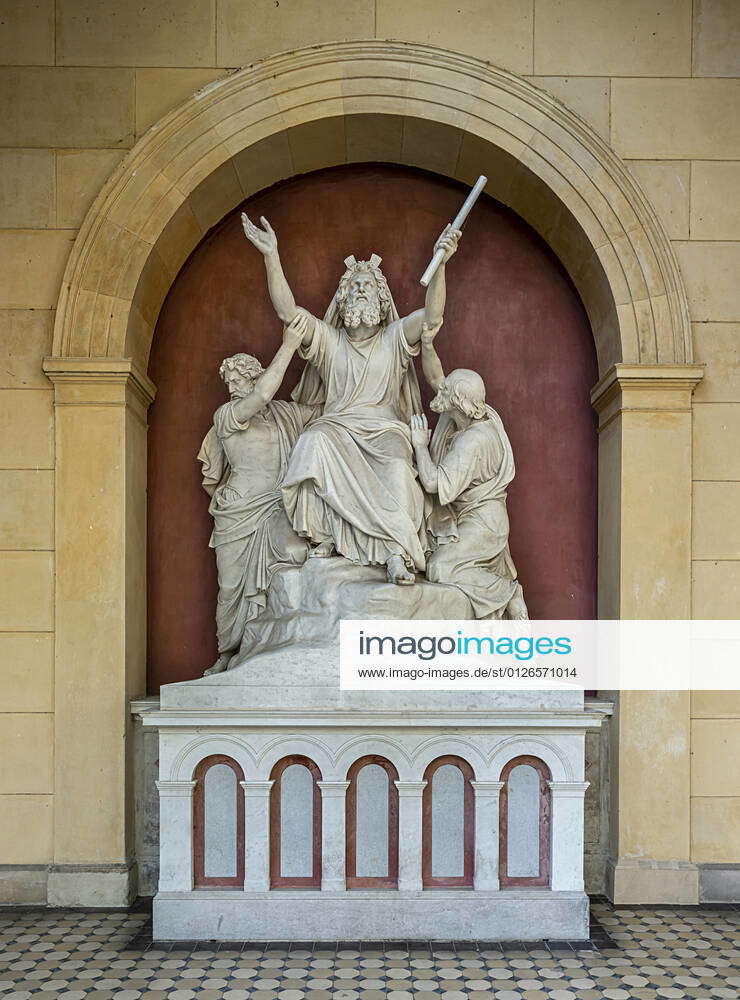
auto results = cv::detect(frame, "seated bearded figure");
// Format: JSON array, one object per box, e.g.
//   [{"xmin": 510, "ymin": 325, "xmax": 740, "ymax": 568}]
[
  {"xmin": 241, "ymin": 212, "xmax": 461, "ymax": 586},
  {"xmin": 410, "ymin": 324, "xmax": 528, "ymax": 620}
]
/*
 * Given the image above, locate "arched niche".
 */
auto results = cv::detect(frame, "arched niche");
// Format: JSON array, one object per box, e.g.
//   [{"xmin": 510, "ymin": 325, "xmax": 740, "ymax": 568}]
[
  {"xmin": 269, "ymin": 755, "xmax": 322, "ymax": 889},
  {"xmin": 345, "ymin": 755, "xmax": 400, "ymax": 889},
  {"xmin": 192, "ymin": 754, "xmax": 245, "ymax": 889},
  {"xmin": 499, "ymin": 755, "xmax": 552, "ymax": 889},
  {"xmin": 422, "ymin": 755, "xmax": 475, "ymax": 888},
  {"xmin": 146, "ymin": 163, "xmax": 598, "ymax": 688}
]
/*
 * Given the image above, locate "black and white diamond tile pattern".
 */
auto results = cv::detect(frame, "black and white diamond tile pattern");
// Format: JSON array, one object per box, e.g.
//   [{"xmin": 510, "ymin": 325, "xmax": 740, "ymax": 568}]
[{"xmin": 0, "ymin": 899, "xmax": 737, "ymax": 999}]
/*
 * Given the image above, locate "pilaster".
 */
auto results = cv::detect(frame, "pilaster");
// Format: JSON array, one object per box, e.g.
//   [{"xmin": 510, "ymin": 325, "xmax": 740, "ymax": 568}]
[
  {"xmin": 317, "ymin": 781, "xmax": 350, "ymax": 891},
  {"xmin": 241, "ymin": 780, "xmax": 273, "ymax": 891},
  {"xmin": 548, "ymin": 782, "xmax": 590, "ymax": 891},
  {"xmin": 43, "ymin": 356, "xmax": 156, "ymax": 906},
  {"xmin": 590, "ymin": 363, "xmax": 703, "ymax": 621},
  {"xmin": 470, "ymin": 781, "xmax": 504, "ymax": 890},
  {"xmin": 395, "ymin": 781, "xmax": 427, "ymax": 891},
  {"xmin": 591, "ymin": 363, "xmax": 703, "ymax": 904},
  {"xmin": 156, "ymin": 781, "xmax": 196, "ymax": 892}
]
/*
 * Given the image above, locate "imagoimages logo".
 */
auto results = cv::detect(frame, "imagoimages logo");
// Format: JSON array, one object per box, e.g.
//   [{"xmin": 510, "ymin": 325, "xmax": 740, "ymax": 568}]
[
  {"xmin": 339, "ymin": 619, "xmax": 740, "ymax": 691},
  {"xmin": 357, "ymin": 628, "xmax": 572, "ymax": 661}
]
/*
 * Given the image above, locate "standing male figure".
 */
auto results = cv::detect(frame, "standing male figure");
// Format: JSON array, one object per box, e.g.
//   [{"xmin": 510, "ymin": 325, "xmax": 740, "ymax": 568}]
[
  {"xmin": 241, "ymin": 213, "xmax": 460, "ymax": 585},
  {"xmin": 199, "ymin": 314, "xmax": 316, "ymax": 675}
]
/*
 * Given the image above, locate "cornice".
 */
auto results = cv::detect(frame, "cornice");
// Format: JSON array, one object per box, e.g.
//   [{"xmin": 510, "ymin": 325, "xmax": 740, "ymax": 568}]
[
  {"xmin": 591, "ymin": 362, "xmax": 705, "ymax": 425},
  {"xmin": 142, "ymin": 708, "xmax": 603, "ymax": 730},
  {"xmin": 42, "ymin": 356, "xmax": 156, "ymax": 408}
]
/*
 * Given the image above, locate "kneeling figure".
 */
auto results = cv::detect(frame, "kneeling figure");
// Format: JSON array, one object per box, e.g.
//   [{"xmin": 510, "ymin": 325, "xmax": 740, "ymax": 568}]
[{"xmin": 411, "ymin": 326, "xmax": 528, "ymax": 620}]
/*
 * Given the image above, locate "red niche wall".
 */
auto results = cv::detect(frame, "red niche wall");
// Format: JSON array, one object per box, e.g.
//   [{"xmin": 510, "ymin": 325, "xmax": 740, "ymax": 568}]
[{"xmin": 147, "ymin": 163, "xmax": 598, "ymax": 692}]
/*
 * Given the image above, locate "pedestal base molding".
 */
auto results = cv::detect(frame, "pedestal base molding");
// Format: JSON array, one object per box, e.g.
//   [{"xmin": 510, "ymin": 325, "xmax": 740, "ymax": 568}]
[
  {"xmin": 607, "ymin": 857, "xmax": 699, "ymax": 905},
  {"xmin": 154, "ymin": 889, "xmax": 589, "ymax": 941},
  {"xmin": 47, "ymin": 863, "xmax": 135, "ymax": 908}
]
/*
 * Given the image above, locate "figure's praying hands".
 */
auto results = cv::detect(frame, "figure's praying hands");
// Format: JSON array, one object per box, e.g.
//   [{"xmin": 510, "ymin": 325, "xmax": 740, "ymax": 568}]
[
  {"xmin": 410, "ymin": 413, "xmax": 432, "ymax": 449},
  {"xmin": 241, "ymin": 213, "xmax": 277, "ymax": 256}
]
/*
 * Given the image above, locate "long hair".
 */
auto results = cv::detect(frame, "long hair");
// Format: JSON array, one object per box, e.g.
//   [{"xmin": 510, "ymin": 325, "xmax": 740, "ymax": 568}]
[{"xmin": 334, "ymin": 261, "xmax": 392, "ymax": 322}]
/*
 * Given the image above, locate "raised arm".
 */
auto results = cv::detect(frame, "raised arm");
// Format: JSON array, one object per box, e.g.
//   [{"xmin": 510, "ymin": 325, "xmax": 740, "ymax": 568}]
[
  {"xmin": 402, "ymin": 226, "xmax": 460, "ymax": 345},
  {"xmin": 420, "ymin": 320, "xmax": 445, "ymax": 391},
  {"xmin": 241, "ymin": 214, "xmax": 313, "ymax": 343},
  {"xmin": 410, "ymin": 414, "xmax": 439, "ymax": 493},
  {"xmin": 231, "ymin": 314, "xmax": 307, "ymax": 423}
]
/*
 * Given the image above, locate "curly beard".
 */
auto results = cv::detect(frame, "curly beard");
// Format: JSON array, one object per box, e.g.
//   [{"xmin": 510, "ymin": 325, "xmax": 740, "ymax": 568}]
[
  {"xmin": 341, "ymin": 296, "xmax": 382, "ymax": 329},
  {"xmin": 430, "ymin": 386, "xmax": 449, "ymax": 412},
  {"xmin": 226, "ymin": 376, "xmax": 256, "ymax": 399}
]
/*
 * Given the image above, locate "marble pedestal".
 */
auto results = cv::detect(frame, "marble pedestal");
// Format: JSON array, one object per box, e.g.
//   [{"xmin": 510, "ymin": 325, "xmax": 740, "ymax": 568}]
[
  {"xmin": 154, "ymin": 889, "xmax": 590, "ymax": 941},
  {"xmin": 146, "ymin": 560, "xmax": 601, "ymax": 941}
]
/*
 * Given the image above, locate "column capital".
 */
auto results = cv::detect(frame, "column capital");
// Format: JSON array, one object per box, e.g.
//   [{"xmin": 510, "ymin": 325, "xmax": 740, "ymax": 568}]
[
  {"xmin": 590, "ymin": 362, "xmax": 704, "ymax": 429},
  {"xmin": 240, "ymin": 780, "xmax": 274, "ymax": 797},
  {"xmin": 43, "ymin": 356, "xmax": 156, "ymax": 410},
  {"xmin": 394, "ymin": 781, "xmax": 427, "ymax": 796},
  {"xmin": 156, "ymin": 780, "xmax": 196, "ymax": 796},
  {"xmin": 317, "ymin": 781, "xmax": 350, "ymax": 797},
  {"xmin": 471, "ymin": 781, "xmax": 505, "ymax": 795},
  {"xmin": 547, "ymin": 781, "xmax": 590, "ymax": 796}
]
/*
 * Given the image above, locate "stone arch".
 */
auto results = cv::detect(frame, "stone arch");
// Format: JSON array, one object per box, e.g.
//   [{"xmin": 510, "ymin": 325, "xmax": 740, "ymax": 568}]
[
  {"xmin": 256, "ymin": 735, "xmax": 334, "ymax": 780},
  {"xmin": 334, "ymin": 735, "xmax": 413, "ymax": 780},
  {"xmin": 173, "ymin": 734, "xmax": 256, "ymax": 782},
  {"xmin": 490, "ymin": 736, "xmax": 574, "ymax": 783},
  {"xmin": 51, "ymin": 39, "xmax": 691, "ymax": 376},
  {"xmin": 45, "ymin": 44, "xmax": 703, "ymax": 908},
  {"xmin": 412, "ymin": 736, "xmax": 486, "ymax": 778}
]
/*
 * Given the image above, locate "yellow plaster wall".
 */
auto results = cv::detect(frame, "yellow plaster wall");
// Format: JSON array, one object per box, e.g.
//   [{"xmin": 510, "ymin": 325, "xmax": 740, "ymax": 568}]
[{"xmin": 0, "ymin": 0, "xmax": 738, "ymax": 873}]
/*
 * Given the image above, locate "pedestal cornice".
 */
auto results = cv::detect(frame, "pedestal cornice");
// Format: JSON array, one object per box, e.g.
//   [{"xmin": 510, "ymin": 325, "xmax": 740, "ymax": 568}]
[{"xmin": 141, "ymin": 708, "xmax": 605, "ymax": 730}]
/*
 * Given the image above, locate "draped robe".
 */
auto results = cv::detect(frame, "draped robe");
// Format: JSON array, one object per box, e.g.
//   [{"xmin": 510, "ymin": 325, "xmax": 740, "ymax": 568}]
[
  {"xmin": 281, "ymin": 316, "xmax": 427, "ymax": 570},
  {"xmin": 199, "ymin": 399, "xmax": 314, "ymax": 653},
  {"xmin": 425, "ymin": 408, "xmax": 519, "ymax": 618}
]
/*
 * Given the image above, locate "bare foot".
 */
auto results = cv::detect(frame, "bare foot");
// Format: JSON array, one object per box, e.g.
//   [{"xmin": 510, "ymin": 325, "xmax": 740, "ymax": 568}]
[
  {"xmin": 203, "ymin": 652, "xmax": 232, "ymax": 676},
  {"xmin": 308, "ymin": 541, "xmax": 335, "ymax": 558},
  {"xmin": 387, "ymin": 553, "xmax": 415, "ymax": 585},
  {"xmin": 505, "ymin": 582, "xmax": 529, "ymax": 620}
]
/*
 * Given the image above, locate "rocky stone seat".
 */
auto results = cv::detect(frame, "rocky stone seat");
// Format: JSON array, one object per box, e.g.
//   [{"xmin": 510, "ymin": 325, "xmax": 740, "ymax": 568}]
[
  {"xmin": 161, "ymin": 557, "xmax": 578, "ymax": 711},
  {"xmin": 235, "ymin": 556, "xmax": 475, "ymax": 661}
]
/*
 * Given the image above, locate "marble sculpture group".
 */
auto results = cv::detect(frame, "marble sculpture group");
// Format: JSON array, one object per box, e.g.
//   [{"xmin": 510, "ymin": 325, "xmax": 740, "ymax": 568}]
[{"xmin": 199, "ymin": 213, "xmax": 528, "ymax": 675}]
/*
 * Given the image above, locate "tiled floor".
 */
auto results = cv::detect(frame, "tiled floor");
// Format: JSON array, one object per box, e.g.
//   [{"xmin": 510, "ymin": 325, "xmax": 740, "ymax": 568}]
[{"xmin": 0, "ymin": 899, "xmax": 738, "ymax": 1000}]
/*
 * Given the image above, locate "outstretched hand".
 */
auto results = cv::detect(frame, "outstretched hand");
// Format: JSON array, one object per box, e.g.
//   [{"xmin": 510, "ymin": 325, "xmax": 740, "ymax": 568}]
[
  {"xmin": 283, "ymin": 311, "xmax": 308, "ymax": 349},
  {"xmin": 241, "ymin": 213, "xmax": 277, "ymax": 256},
  {"xmin": 410, "ymin": 413, "xmax": 431, "ymax": 448},
  {"xmin": 434, "ymin": 223, "xmax": 461, "ymax": 263}
]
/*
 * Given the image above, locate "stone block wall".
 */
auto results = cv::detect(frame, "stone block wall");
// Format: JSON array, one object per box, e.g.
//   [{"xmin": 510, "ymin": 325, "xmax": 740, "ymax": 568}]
[{"xmin": 0, "ymin": 0, "xmax": 738, "ymax": 898}]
